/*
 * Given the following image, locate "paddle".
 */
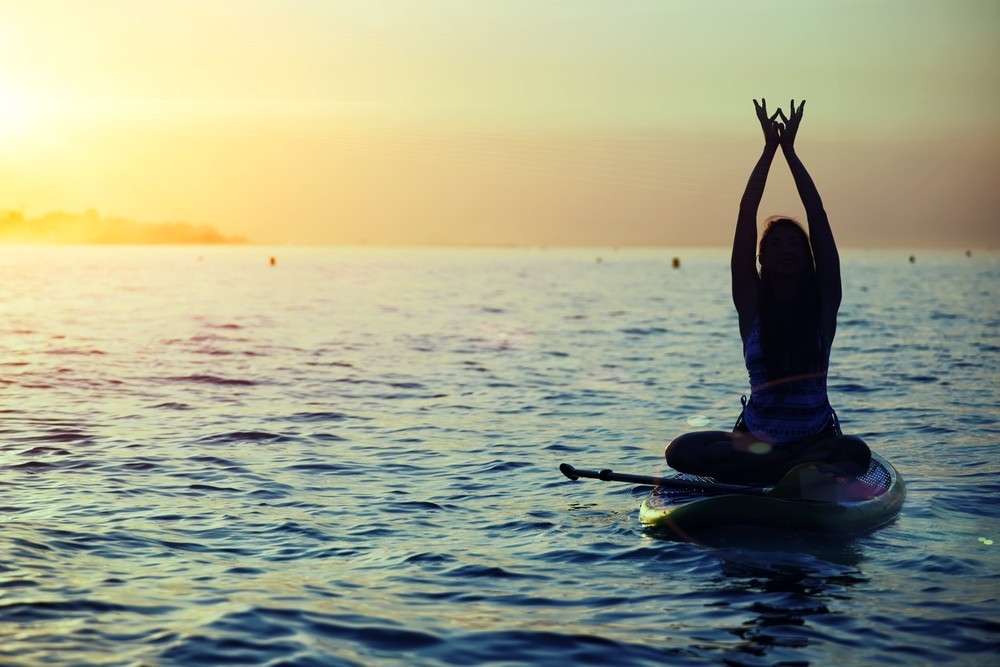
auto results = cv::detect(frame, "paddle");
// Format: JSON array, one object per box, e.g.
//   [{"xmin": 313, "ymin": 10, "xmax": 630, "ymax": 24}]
[
  {"xmin": 559, "ymin": 463, "xmax": 769, "ymax": 496},
  {"xmin": 559, "ymin": 462, "xmax": 846, "ymax": 501}
]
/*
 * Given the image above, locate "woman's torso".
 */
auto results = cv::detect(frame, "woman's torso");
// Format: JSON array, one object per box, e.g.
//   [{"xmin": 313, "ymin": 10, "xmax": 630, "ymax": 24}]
[{"xmin": 742, "ymin": 318, "xmax": 834, "ymax": 443}]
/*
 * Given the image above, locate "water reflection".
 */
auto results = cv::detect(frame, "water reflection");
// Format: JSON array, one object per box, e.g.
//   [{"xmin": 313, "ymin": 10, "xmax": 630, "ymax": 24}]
[
  {"xmin": 648, "ymin": 527, "xmax": 870, "ymax": 663},
  {"xmin": 714, "ymin": 550, "xmax": 868, "ymax": 663}
]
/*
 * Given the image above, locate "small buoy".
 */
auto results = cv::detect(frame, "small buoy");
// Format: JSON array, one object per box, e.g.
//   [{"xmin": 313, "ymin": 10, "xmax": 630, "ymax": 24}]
[
  {"xmin": 269, "ymin": 256, "xmax": 276, "ymax": 266},
  {"xmin": 908, "ymin": 255, "xmax": 916, "ymax": 264},
  {"xmin": 595, "ymin": 256, "xmax": 603, "ymax": 264},
  {"xmin": 966, "ymin": 250, "xmax": 972, "ymax": 258},
  {"xmin": 672, "ymin": 257, "xmax": 681, "ymax": 269}
]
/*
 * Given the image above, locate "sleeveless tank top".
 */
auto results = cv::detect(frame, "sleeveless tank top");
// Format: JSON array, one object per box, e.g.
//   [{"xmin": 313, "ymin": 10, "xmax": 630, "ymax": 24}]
[{"xmin": 743, "ymin": 318, "xmax": 834, "ymax": 444}]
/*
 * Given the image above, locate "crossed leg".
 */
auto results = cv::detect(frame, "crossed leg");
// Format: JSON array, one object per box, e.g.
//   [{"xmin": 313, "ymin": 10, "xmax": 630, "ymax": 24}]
[{"xmin": 664, "ymin": 430, "xmax": 870, "ymax": 485}]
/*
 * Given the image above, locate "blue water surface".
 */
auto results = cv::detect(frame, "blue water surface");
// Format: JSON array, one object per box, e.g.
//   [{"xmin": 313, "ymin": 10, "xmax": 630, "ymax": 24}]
[{"xmin": 1, "ymin": 246, "xmax": 997, "ymax": 666}]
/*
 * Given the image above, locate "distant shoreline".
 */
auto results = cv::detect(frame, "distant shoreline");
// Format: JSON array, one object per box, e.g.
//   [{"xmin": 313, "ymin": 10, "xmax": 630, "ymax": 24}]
[
  {"xmin": 0, "ymin": 209, "xmax": 246, "ymax": 245},
  {"xmin": 0, "ymin": 210, "xmax": 992, "ymax": 252}
]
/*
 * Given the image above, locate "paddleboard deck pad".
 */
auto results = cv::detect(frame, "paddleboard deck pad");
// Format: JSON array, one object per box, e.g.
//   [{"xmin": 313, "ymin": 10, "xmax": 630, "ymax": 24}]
[{"xmin": 639, "ymin": 452, "xmax": 905, "ymax": 537}]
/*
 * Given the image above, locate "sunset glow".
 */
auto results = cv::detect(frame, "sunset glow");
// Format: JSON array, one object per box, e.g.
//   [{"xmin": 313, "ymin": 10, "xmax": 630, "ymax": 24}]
[
  {"xmin": 0, "ymin": 1, "xmax": 997, "ymax": 247},
  {"xmin": 0, "ymin": 85, "xmax": 39, "ymax": 141}
]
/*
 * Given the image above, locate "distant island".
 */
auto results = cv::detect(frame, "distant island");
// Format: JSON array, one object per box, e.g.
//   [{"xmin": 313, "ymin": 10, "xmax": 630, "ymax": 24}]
[{"xmin": 0, "ymin": 209, "xmax": 246, "ymax": 244}]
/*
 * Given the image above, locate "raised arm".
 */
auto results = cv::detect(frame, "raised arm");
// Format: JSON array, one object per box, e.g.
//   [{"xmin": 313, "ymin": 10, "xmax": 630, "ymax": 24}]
[
  {"xmin": 733, "ymin": 99, "xmax": 780, "ymax": 341},
  {"xmin": 778, "ymin": 100, "xmax": 842, "ymax": 343}
]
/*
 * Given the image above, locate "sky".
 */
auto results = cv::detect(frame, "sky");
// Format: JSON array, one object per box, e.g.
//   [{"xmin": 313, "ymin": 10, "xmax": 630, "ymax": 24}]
[{"xmin": 0, "ymin": 0, "xmax": 997, "ymax": 247}]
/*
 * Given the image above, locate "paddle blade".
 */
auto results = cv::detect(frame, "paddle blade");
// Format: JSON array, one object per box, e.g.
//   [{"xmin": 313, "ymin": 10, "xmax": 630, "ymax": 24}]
[{"xmin": 559, "ymin": 463, "xmax": 580, "ymax": 480}]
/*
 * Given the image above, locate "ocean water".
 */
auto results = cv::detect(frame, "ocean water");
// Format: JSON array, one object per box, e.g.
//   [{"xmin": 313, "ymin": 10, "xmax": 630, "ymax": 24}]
[{"xmin": 1, "ymin": 245, "xmax": 997, "ymax": 666}]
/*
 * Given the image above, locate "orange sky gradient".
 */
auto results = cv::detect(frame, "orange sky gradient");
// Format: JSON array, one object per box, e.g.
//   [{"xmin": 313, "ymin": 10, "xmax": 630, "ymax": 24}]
[{"xmin": 0, "ymin": 1, "xmax": 997, "ymax": 247}]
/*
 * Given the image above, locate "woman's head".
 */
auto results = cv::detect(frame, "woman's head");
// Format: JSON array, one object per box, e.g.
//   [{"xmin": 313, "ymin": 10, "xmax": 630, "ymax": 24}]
[{"xmin": 758, "ymin": 216, "xmax": 813, "ymax": 278}]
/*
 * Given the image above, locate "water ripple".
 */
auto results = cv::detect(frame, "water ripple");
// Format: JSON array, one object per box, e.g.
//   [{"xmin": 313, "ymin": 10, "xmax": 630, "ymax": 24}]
[{"xmin": 0, "ymin": 247, "xmax": 996, "ymax": 666}]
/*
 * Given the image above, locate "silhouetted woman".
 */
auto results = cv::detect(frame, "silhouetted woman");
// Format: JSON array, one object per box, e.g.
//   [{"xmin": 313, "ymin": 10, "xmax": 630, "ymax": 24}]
[{"xmin": 664, "ymin": 99, "xmax": 871, "ymax": 485}]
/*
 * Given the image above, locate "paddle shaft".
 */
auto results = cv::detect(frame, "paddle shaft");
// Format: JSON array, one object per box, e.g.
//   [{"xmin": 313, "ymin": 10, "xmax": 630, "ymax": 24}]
[{"xmin": 559, "ymin": 463, "xmax": 769, "ymax": 496}]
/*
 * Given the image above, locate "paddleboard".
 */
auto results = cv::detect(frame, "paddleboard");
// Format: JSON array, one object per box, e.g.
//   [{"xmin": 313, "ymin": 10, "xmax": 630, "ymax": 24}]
[{"xmin": 639, "ymin": 452, "xmax": 905, "ymax": 537}]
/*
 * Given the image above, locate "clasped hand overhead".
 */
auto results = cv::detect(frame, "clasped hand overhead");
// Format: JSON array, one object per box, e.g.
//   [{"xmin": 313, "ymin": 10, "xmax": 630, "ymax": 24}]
[{"xmin": 753, "ymin": 98, "xmax": 805, "ymax": 150}]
